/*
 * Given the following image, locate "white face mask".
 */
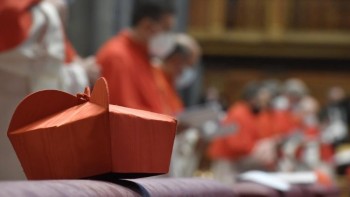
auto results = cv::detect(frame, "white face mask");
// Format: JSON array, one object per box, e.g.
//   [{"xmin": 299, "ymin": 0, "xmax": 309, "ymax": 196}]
[
  {"xmin": 175, "ymin": 67, "xmax": 197, "ymax": 89},
  {"xmin": 148, "ymin": 32, "xmax": 176, "ymax": 59}
]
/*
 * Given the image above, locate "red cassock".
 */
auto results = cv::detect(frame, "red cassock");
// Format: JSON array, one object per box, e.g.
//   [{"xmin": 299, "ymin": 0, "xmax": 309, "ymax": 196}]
[
  {"xmin": 208, "ymin": 101, "xmax": 299, "ymax": 160},
  {"xmin": 0, "ymin": 0, "xmax": 38, "ymax": 52},
  {"xmin": 153, "ymin": 67, "xmax": 184, "ymax": 116},
  {"xmin": 208, "ymin": 101, "xmax": 261, "ymax": 160},
  {"xmin": 97, "ymin": 31, "xmax": 164, "ymax": 113},
  {"xmin": 272, "ymin": 110, "xmax": 300, "ymax": 136},
  {"xmin": 0, "ymin": 0, "xmax": 76, "ymax": 63}
]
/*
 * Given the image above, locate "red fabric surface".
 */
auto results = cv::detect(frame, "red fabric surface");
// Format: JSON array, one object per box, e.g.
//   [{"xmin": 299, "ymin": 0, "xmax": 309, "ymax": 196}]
[
  {"xmin": 131, "ymin": 178, "xmax": 236, "ymax": 197},
  {"xmin": 0, "ymin": 178, "xmax": 237, "ymax": 197},
  {"xmin": 233, "ymin": 182, "xmax": 280, "ymax": 197},
  {"xmin": 0, "ymin": 180, "xmax": 140, "ymax": 197},
  {"xmin": 299, "ymin": 184, "xmax": 340, "ymax": 197}
]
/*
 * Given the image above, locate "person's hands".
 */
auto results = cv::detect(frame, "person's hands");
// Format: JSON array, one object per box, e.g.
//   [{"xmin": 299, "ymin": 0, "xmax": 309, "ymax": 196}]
[{"xmin": 251, "ymin": 138, "xmax": 277, "ymax": 166}]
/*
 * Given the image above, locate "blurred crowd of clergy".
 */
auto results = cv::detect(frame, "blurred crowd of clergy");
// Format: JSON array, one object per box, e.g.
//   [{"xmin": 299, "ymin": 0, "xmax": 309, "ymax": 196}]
[{"xmin": 1, "ymin": 0, "xmax": 350, "ymax": 188}]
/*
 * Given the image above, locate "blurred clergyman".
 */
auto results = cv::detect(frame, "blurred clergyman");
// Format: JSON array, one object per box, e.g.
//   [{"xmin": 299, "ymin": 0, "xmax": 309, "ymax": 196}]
[
  {"xmin": 153, "ymin": 43, "xmax": 189, "ymax": 116},
  {"xmin": 207, "ymin": 82, "xmax": 298, "ymax": 181},
  {"xmin": 0, "ymin": 0, "xmax": 89, "ymax": 179},
  {"xmin": 153, "ymin": 34, "xmax": 201, "ymax": 116},
  {"xmin": 96, "ymin": 1, "xmax": 175, "ymax": 113},
  {"xmin": 208, "ymin": 82, "xmax": 275, "ymax": 161}
]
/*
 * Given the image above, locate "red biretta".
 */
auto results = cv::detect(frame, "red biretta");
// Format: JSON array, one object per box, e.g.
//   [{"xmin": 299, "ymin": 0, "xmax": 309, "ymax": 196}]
[{"xmin": 7, "ymin": 78, "xmax": 177, "ymax": 180}]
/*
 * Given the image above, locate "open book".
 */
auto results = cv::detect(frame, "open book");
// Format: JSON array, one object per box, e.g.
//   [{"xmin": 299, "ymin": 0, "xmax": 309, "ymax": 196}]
[
  {"xmin": 239, "ymin": 170, "xmax": 318, "ymax": 191},
  {"xmin": 177, "ymin": 105, "xmax": 236, "ymax": 139}
]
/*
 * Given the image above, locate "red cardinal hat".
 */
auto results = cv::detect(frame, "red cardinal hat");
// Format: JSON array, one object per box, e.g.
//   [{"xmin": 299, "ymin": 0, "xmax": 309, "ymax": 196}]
[{"xmin": 8, "ymin": 78, "xmax": 177, "ymax": 180}]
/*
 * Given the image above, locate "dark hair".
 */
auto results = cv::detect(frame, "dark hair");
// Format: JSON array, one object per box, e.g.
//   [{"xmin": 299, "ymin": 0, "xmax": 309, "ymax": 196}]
[
  {"xmin": 131, "ymin": 1, "xmax": 175, "ymax": 27},
  {"xmin": 242, "ymin": 82, "xmax": 262, "ymax": 101},
  {"xmin": 164, "ymin": 43, "xmax": 190, "ymax": 61}
]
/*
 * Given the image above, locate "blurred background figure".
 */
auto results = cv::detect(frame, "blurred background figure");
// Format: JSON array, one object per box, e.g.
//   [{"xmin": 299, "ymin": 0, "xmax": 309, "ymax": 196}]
[
  {"xmin": 0, "ymin": 0, "xmax": 92, "ymax": 180},
  {"xmin": 153, "ymin": 34, "xmax": 204, "ymax": 178},
  {"xmin": 202, "ymin": 86, "xmax": 224, "ymax": 111},
  {"xmin": 207, "ymin": 82, "xmax": 277, "ymax": 185},
  {"xmin": 283, "ymin": 78, "xmax": 309, "ymax": 113},
  {"xmin": 174, "ymin": 33, "xmax": 201, "ymax": 92},
  {"xmin": 153, "ymin": 42, "xmax": 188, "ymax": 115},
  {"xmin": 320, "ymin": 86, "xmax": 348, "ymax": 146},
  {"xmin": 152, "ymin": 33, "xmax": 201, "ymax": 116},
  {"xmin": 208, "ymin": 82, "xmax": 272, "ymax": 161},
  {"xmin": 320, "ymin": 87, "xmax": 350, "ymax": 177},
  {"xmin": 282, "ymin": 79, "xmax": 321, "ymax": 141},
  {"xmin": 96, "ymin": 1, "xmax": 175, "ymax": 114}
]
